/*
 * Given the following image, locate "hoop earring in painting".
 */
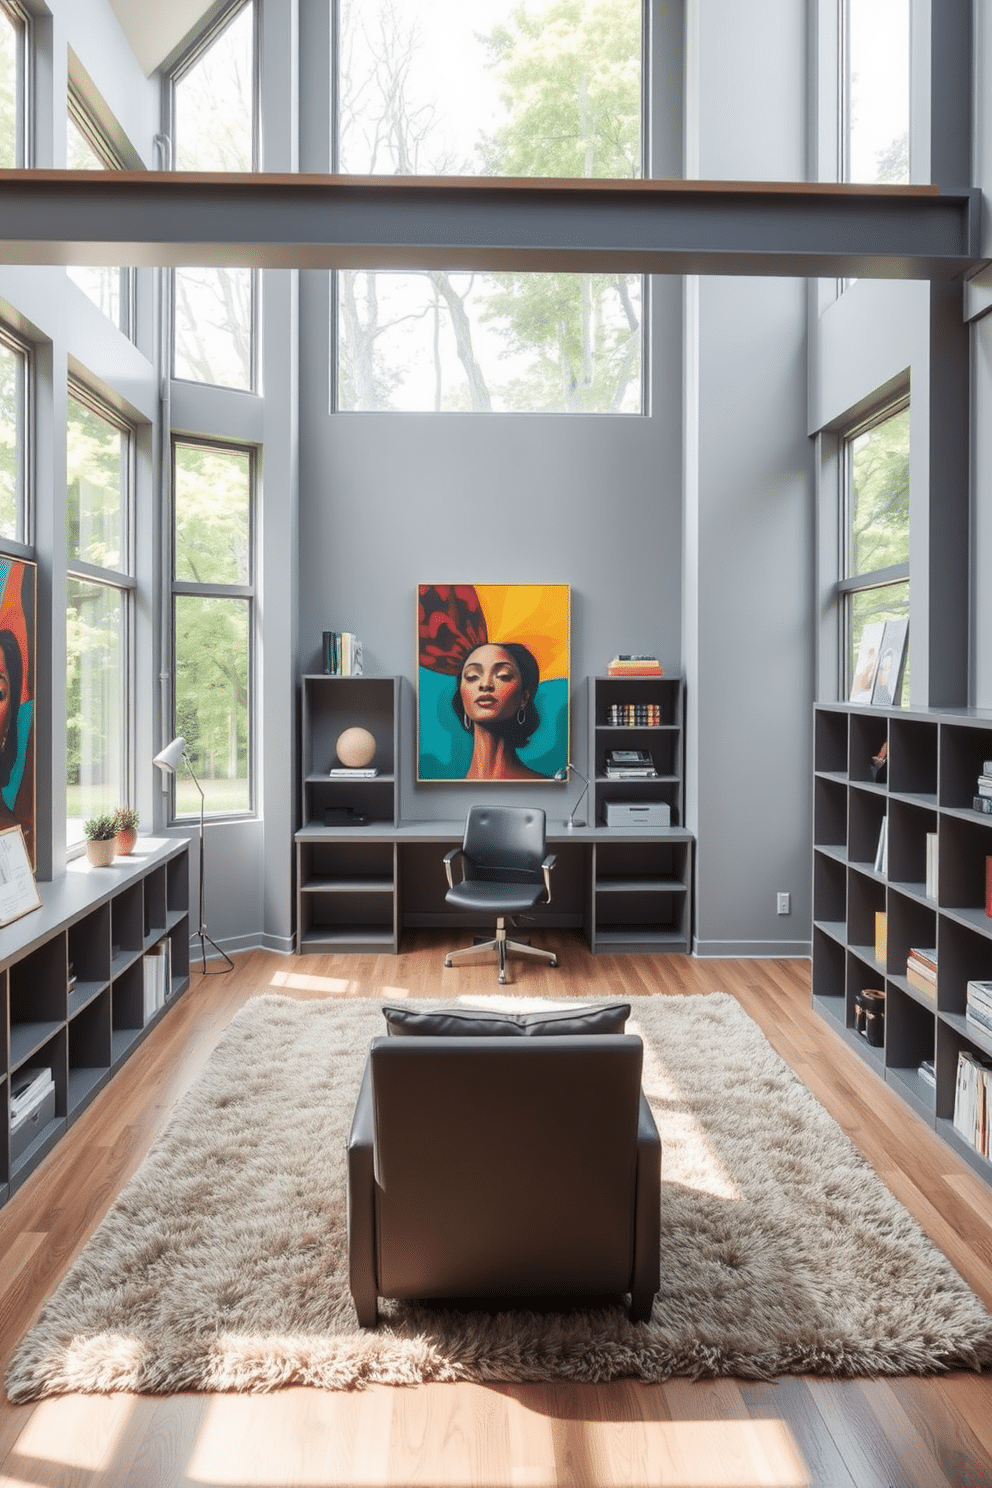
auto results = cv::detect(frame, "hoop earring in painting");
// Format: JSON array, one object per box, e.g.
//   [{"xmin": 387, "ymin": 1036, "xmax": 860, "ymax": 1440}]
[
  {"xmin": 516, "ymin": 707, "xmax": 527, "ymax": 726},
  {"xmin": 463, "ymin": 712, "xmax": 472, "ymax": 731}
]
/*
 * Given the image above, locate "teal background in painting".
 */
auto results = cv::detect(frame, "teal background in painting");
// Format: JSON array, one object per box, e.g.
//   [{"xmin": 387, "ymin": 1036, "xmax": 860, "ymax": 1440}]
[{"xmin": 418, "ymin": 670, "xmax": 568, "ymax": 781}]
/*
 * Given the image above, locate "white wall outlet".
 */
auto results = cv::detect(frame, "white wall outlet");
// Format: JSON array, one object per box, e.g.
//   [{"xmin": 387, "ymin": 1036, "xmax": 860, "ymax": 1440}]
[{"xmin": 777, "ymin": 892, "xmax": 790, "ymax": 915}]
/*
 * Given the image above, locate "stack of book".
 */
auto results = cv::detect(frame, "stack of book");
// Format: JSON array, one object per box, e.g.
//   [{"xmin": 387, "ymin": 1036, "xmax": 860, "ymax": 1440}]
[
  {"xmin": 604, "ymin": 749, "xmax": 658, "ymax": 780},
  {"xmin": 953, "ymin": 1047, "xmax": 992, "ymax": 1158},
  {"xmin": 10, "ymin": 1066, "xmax": 54, "ymax": 1124},
  {"xmin": 905, "ymin": 946, "xmax": 938, "ymax": 1001},
  {"xmin": 918, "ymin": 1057, "xmax": 936, "ymax": 1090},
  {"xmin": 142, "ymin": 940, "xmax": 172, "ymax": 1021},
  {"xmin": 966, "ymin": 978, "xmax": 992, "ymax": 1040},
  {"xmin": 607, "ymin": 655, "xmax": 663, "ymax": 677},
  {"xmin": 972, "ymin": 758, "xmax": 992, "ymax": 815},
  {"xmin": 607, "ymin": 703, "xmax": 662, "ymax": 726},
  {"xmin": 329, "ymin": 765, "xmax": 378, "ymax": 778},
  {"xmin": 322, "ymin": 631, "xmax": 364, "ymax": 676}
]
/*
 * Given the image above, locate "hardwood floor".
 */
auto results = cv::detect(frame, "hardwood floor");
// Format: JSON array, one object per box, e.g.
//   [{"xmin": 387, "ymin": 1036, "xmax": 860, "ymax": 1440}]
[{"xmin": 1, "ymin": 933, "xmax": 991, "ymax": 1488}]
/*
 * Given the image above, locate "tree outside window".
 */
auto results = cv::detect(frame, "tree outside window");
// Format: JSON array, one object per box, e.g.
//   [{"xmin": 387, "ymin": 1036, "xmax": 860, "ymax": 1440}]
[
  {"xmin": 66, "ymin": 108, "xmax": 130, "ymax": 333},
  {"xmin": 843, "ymin": 0, "xmax": 909, "ymax": 184},
  {"xmin": 0, "ymin": 333, "xmax": 26, "ymax": 542},
  {"xmin": 842, "ymin": 402, "xmax": 910, "ymax": 699},
  {"xmin": 0, "ymin": 3, "xmax": 23, "ymax": 169},
  {"xmin": 172, "ymin": 443, "xmax": 252, "ymax": 817},
  {"xmin": 335, "ymin": 0, "xmax": 644, "ymax": 414}
]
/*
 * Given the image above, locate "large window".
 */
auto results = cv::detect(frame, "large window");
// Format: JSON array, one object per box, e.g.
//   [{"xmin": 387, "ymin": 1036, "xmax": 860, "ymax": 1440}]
[
  {"xmin": 842, "ymin": 0, "xmax": 909, "ymax": 184},
  {"xmin": 171, "ymin": 1, "xmax": 255, "ymax": 391},
  {"xmin": 0, "ymin": 329, "xmax": 27, "ymax": 542},
  {"xmin": 0, "ymin": 2, "xmax": 25, "ymax": 169},
  {"xmin": 66, "ymin": 389, "xmax": 134, "ymax": 845},
  {"xmin": 840, "ymin": 401, "xmax": 910, "ymax": 699},
  {"xmin": 172, "ymin": 441, "xmax": 253, "ymax": 817},
  {"xmin": 334, "ymin": 0, "xmax": 644, "ymax": 414},
  {"xmin": 66, "ymin": 99, "xmax": 132, "ymax": 334}
]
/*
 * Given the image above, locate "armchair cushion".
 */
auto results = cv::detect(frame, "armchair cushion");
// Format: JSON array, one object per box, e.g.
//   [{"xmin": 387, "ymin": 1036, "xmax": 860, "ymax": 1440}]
[{"xmin": 382, "ymin": 1001, "xmax": 631, "ymax": 1039}]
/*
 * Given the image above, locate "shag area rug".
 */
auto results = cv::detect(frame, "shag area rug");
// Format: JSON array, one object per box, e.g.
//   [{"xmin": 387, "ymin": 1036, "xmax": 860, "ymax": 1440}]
[{"xmin": 7, "ymin": 992, "xmax": 992, "ymax": 1401}]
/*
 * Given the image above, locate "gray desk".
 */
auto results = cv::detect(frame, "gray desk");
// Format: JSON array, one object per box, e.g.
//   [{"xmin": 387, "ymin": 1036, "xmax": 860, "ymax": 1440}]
[{"xmin": 295, "ymin": 819, "xmax": 693, "ymax": 955}]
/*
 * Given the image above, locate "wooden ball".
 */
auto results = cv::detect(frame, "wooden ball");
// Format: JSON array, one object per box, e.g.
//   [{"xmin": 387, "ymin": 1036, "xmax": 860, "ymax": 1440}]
[{"xmin": 336, "ymin": 726, "xmax": 376, "ymax": 768}]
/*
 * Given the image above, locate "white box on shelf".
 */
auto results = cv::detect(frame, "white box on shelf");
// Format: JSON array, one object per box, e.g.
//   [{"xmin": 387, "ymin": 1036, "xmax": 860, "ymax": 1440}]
[{"xmin": 605, "ymin": 801, "xmax": 671, "ymax": 828}]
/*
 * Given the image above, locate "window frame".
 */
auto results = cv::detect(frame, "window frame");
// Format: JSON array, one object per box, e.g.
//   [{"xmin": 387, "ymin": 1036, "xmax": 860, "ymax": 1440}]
[
  {"xmin": 65, "ymin": 381, "xmax": 137, "ymax": 852},
  {"xmin": 0, "ymin": 0, "xmax": 28, "ymax": 169},
  {"xmin": 169, "ymin": 434, "xmax": 256, "ymax": 822},
  {"xmin": 0, "ymin": 322, "xmax": 30, "ymax": 547},
  {"xmin": 66, "ymin": 90, "xmax": 136, "ymax": 338},
  {"xmin": 836, "ymin": 395, "xmax": 910, "ymax": 697}
]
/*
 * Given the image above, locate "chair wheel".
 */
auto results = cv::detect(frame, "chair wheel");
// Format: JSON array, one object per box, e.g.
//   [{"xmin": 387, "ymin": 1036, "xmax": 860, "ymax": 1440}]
[
  {"xmin": 499, "ymin": 973, "xmax": 507, "ymax": 984},
  {"xmin": 444, "ymin": 958, "xmax": 452, "ymax": 967},
  {"xmin": 550, "ymin": 957, "xmax": 558, "ymax": 967}
]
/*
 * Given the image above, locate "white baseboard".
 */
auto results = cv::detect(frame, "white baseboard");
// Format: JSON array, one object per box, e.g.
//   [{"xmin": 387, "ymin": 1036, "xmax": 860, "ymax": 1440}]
[{"xmin": 693, "ymin": 937, "xmax": 812, "ymax": 959}]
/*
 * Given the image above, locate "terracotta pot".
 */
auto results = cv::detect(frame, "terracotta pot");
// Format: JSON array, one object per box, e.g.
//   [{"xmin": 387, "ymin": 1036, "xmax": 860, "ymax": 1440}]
[
  {"xmin": 115, "ymin": 827, "xmax": 137, "ymax": 856},
  {"xmin": 85, "ymin": 837, "xmax": 116, "ymax": 867}
]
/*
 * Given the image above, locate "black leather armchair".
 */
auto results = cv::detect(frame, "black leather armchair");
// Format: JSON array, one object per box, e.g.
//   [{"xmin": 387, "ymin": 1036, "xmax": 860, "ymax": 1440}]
[
  {"xmin": 443, "ymin": 805, "xmax": 558, "ymax": 983},
  {"xmin": 347, "ymin": 1033, "xmax": 661, "ymax": 1327}
]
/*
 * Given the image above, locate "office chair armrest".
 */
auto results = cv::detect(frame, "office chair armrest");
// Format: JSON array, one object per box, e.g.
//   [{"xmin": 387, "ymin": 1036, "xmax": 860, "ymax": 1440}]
[
  {"xmin": 541, "ymin": 852, "xmax": 557, "ymax": 902},
  {"xmin": 443, "ymin": 846, "xmax": 467, "ymax": 890}
]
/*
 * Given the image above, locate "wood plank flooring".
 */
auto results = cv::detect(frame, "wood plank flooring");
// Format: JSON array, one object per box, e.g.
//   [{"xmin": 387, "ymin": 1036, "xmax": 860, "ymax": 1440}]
[{"xmin": 1, "ymin": 933, "xmax": 991, "ymax": 1488}]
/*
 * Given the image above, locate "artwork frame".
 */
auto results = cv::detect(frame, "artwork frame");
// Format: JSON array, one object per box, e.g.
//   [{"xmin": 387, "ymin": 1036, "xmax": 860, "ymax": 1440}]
[
  {"xmin": 0, "ymin": 825, "xmax": 40, "ymax": 926},
  {"xmin": 417, "ymin": 584, "xmax": 570, "ymax": 783},
  {"xmin": 850, "ymin": 620, "xmax": 885, "ymax": 704},
  {"xmin": 871, "ymin": 617, "xmax": 909, "ymax": 708},
  {"xmin": 0, "ymin": 557, "xmax": 36, "ymax": 867}
]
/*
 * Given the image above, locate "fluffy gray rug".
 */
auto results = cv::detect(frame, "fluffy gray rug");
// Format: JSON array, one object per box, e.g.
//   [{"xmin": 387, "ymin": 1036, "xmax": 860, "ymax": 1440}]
[{"xmin": 7, "ymin": 992, "xmax": 992, "ymax": 1401}]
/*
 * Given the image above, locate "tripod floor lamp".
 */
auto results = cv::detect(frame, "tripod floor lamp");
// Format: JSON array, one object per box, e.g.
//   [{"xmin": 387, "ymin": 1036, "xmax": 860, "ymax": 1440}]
[{"xmin": 153, "ymin": 736, "xmax": 234, "ymax": 976}]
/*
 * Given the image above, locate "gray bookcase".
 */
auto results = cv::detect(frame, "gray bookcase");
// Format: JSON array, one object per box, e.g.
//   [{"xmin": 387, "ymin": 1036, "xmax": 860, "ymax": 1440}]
[
  {"xmin": 812, "ymin": 702, "xmax": 992, "ymax": 1187},
  {"xmin": 296, "ymin": 675, "xmax": 401, "ymax": 953},
  {"xmin": 1, "ymin": 837, "xmax": 189, "ymax": 1208}
]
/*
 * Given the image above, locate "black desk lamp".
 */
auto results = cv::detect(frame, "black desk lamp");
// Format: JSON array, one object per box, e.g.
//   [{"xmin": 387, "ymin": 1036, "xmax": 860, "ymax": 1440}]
[
  {"xmin": 153, "ymin": 735, "xmax": 234, "ymax": 976},
  {"xmin": 553, "ymin": 761, "xmax": 590, "ymax": 829}
]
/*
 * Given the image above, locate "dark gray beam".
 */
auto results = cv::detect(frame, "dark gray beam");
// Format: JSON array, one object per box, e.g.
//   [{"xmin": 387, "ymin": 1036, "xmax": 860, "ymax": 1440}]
[{"xmin": 0, "ymin": 170, "xmax": 983, "ymax": 279}]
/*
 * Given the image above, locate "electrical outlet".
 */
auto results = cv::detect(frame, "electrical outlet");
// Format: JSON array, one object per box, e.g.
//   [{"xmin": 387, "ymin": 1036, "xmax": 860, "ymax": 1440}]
[{"xmin": 777, "ymin": 892, "xmax": 790, "ymax": 915}]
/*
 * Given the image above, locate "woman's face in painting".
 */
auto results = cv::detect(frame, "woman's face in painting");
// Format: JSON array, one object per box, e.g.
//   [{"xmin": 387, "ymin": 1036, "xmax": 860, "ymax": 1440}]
[{"xmin": 459, "ymin": 645, "xmax": 528, "ymax": 726}]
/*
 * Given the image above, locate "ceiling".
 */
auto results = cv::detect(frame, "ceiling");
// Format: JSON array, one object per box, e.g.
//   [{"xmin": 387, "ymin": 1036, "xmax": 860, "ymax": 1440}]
[{"xmin": 106, "ymin": 0, "xmax": 218, "ymax": 76}]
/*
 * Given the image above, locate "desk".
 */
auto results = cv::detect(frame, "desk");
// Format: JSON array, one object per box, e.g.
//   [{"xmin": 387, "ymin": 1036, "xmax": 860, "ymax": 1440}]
[{"xmin": 295, "ymin": 820, "xmax": 693, "ymax": 956}]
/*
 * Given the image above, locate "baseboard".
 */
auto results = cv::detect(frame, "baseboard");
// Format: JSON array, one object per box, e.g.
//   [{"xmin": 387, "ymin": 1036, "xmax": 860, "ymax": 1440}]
[
  {"xmin": 692, "ymin": 937, "xmax": 812, "ymax": 959},
  {"xmin": 188, "ymin": 931, "xmax": 295, "ymax": 960}
]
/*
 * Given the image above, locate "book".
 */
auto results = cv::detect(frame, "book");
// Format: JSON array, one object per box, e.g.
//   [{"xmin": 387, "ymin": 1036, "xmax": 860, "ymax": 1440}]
[
  {"xmin": 973, "ymin": 795, "xmax": 992, "ymax": 815},
  {"xmin": 608, "ymin": 749, "xmax": 654, "ymax": 766},
  {"xmin": 607, "ymin": 655, "xmax": 663, "ymax": 677},
  {"xmin": 329, "ymin": 767, "xmax": 378, "ymax": 777},
  {"xmin": 10, "ymin": 1066, "xmax": 53, "ymax": 1117},
  {"xmin": 605, "ymin": 768, "xmax": 659, "ymax": 780},
  {"xmin": 874, "ymin": 910, "xmax": 887, "ymax": 964},
  {"xmin": 918, "ymin": 1059, "xmax": 936, "ymax": 1088},
  {"xmin": 873, "ymin": 816, "xmax": 888, "ymax": 875},
  {"xmin": 984, "ymin": 761, "xmax": 992, "ymax": 776},
  {"xmin": 966, "ymin": 1004, "xmax": 992, "ymax": 1037},
  {"xmin": 987, "ymin": 856, "xmax": 992, "ymax": 919},
  {"xmin": 925, "ymin": 832, "xmax": 939, "ymax": 901},
  {"xmin": 908, "ymin": 947, "xmax": 938, "ymax": 975},
  {"xmin": 906, "ymin": 966, "xmax": 937, "ymax": 1000},
  {"xmin": 967, "ymin": 980, "xmax": 992, "ymax": 1016}
]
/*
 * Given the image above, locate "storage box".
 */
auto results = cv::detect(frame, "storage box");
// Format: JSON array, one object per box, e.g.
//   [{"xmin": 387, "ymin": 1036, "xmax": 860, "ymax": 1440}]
[
  {"xmin": 10, "ymin": 1078, "xmax": 56, "ymax": 1162},
  {"xmin": 605, "ymin": 801, "xmax": 671, "ymax": 828}
]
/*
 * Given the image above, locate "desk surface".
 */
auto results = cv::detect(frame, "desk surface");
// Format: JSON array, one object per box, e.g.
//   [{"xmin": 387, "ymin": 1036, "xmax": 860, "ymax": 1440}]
[{"xmin": 296, "ymin": 819, "xmax": 694, "ymax": 844}]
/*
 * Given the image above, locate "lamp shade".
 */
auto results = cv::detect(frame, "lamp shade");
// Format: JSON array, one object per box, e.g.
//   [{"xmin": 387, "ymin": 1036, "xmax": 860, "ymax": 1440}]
[{"xmin": 153, "ymin": 735, "xmax": 188, "ymax": 773}]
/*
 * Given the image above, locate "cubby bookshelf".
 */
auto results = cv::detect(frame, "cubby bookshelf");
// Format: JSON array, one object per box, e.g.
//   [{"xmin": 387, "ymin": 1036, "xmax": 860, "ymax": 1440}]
[
  {"xmin": 812, "ymin": 703, "xmax": 992, "ymax": 1186},
  {"xmin": 0, "ymin": 838, "xmax": 189, "ymax": 1208}
]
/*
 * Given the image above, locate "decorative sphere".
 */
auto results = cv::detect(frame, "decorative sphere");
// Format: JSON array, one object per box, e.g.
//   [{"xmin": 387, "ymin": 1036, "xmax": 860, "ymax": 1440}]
[{"xmin": 336, "ymin": 726, "xmax": 376, "ymax": 768}]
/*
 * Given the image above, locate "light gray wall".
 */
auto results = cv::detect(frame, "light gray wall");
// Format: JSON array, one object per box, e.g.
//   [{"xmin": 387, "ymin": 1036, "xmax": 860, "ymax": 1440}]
[{"xmin": 683, "ymin": 0, "xmax": 814, "ymax": 957}]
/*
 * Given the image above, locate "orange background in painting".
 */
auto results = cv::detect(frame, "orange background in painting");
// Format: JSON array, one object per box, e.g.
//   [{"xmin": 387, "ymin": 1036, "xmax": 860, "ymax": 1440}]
[
  {"xmin": 0, "ymin": 561, "xmax": 31, "ymax": 704},
  {"xmin": 473, "ymin": 585, "xmax": 569, "ymax": 682}
]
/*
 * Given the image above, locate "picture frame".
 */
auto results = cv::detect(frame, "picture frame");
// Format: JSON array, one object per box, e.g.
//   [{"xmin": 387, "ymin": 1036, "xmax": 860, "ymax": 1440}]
[
  {"xmin": 871, "ymin": 618, "xmax": 909, "ymax": 708},
  {"xmin": 417, "ymin": 584, "xmax": 570, "ymax": 782},
  {"xmin": 0, "ymin": 557, "xmax": 36, "ymax": 867},
  {"xmin": 850, "ymin": 620, "xmax": 885, "ymax": 704},
  {"xmin": 0, "ymin": 825, "xmax": 41, "ymax": 926}
]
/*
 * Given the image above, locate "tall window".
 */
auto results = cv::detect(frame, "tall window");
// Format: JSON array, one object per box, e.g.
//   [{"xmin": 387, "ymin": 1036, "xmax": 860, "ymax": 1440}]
[
  {"xmin": 840, "ymin": 401, "xmax": 910, "ymax": 699},
  {"xmin": 0, "ymin": 329, "xmax": 27, "ymax": 543},
  {"xmin": 171, "ymin": 1, "xmax": 255, "ymax": 390},
  {"xmin": 66, "ymin": 100, "xmax": 132, "ymax": 334},
  {"xmin": 0, "ymin": 2, "xmax": 25, "ymax": 168},
  {"xmin": 66, "ymin": 389, "xmax": 134, "ymax": 845},
  {"xmin": 172, "ymin": 441, "xmax": 252, "ymax": 817},
  {"xmin": 334, "ymin": 0, "xmax": 644, "ymax": 414},
  {"xmin": 842, "ymin": 0, "xmax": 909, "ymax": 184}
]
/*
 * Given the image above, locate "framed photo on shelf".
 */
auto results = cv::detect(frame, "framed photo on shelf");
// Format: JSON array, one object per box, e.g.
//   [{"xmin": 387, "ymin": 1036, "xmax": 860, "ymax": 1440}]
[
  {"xmin": 850, "ymin": 620, "xmax": 885, "ymax": 704},
  {"xmin": 871, "ymin": 618, "xmax": 909, "ymax": 708},
  {"xmin": 417, "ymin": 583, "xmax": 569, "ymax": 782},
  {"xmin": 0, "ymin": 825, "xmax": 41, "ymax": 926}
]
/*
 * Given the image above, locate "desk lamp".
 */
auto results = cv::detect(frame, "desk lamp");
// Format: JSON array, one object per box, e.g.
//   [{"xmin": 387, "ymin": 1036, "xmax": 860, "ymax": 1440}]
[
  {"xmin": 153, "ymin": 735, "xmax": 234, "ymax": 975},
  {"xmin": 553, "ymin": 761, "xmax": 590, "ymax": 829}
]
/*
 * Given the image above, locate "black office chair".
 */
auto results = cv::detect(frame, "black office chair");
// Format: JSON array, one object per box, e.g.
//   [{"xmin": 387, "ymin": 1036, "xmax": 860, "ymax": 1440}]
[{"xmin": 443, "ymin": 805, "xmax": 558, "ymax": 983}]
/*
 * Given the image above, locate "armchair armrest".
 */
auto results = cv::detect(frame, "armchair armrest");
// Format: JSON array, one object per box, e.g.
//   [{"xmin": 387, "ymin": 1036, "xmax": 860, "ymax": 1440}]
[
  {"xmin": 443, "ymin": 846, "xmax": 468, "ymax": 890},
  {"xmin": 347, "ymin": 1056, "xmax": 378, "ymax": 1326},
  {"xmin": 630, "ymin": 1089, "xmax": 661, "ymax": 1323},
  {"xmin": 541, "ymin": 852, "xmax": 557, "ymax": 903}
]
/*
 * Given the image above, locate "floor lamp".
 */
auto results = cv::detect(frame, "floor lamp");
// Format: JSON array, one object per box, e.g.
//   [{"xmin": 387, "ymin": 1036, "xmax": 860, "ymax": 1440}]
[
  {"xmin": 153, "ymin": 735, "xmax": 234, "ymax": 975},
  {"xmin": 553, "ymin": 762, "xmax": 590, "ymax": 828}
]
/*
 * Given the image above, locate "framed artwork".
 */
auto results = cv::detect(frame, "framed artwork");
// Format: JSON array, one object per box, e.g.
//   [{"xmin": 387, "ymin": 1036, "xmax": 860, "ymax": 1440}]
[
  {"xmin": 417, "ymin": 584, "xmax": 570, "ymax": 782},
  {"xmin": 0, "ymin": 557, "xmax": 35, "ymax": 868},
  {"xmin": 849, "ymin": 620, "xmax": 885, "ymax": 704},
  {"xmin": 871, "ymin": 617, "xmax": 909, "ymax": 708},
  {"xmin": 0, "ymin": 826, "xmax": 40, "ymax": 925}
]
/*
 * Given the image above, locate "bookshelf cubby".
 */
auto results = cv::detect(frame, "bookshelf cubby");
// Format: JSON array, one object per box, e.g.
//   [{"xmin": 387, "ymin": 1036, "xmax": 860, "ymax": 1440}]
[
  {"xmin": 812, "ymin": 703, "xmax": 992, "ymax": 1185},
  {"xmin": 590, "ymin": 675, "xmax": 685, "ymax": 829},
  {"xmin": 0, "ymin": 838, "xmax": 189, "ymax": 1208}
]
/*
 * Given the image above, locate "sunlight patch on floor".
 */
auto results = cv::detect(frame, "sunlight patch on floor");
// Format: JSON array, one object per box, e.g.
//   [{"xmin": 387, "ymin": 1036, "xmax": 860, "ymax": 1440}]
[
  {"xmin": 268, "ymin": 970, "xmax": 362, "ymax": 995},
  {"xmin": 577, "ymin": 1416, "xmax": 810, "ymax": 1486},
  {"xmin": 11, "ymin": 1393, "xmax": 136, "ymax": 1472}
]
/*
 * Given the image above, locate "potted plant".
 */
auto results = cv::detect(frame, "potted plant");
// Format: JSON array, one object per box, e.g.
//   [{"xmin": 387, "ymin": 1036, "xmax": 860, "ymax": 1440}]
[
  {"xmin": 84, "ymin": 813, "xmax": 118, "ymax": 867},
  {"xmin": 113, "ymin": 806, "xmax": 140, "ymax": 856}
]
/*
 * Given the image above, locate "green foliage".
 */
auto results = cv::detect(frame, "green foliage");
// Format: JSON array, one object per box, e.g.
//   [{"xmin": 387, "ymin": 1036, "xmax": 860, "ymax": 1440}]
[
  {"xmin": 174, "ymin": 444, "xmax": 250, "ymax": 586},
  {"xmin": 175, "ymin": 594, "xmax": 250, "ymax": 808},
  {"xmin": 850, "ymin": 407, "xmax": 910, "ymax": 577},
  {"xmin": 66, "ymin": 396, "xmax": 123, "ymax": 568},
  {"xmin": 0, "ymin": 9, "xmax": 18, "ymax": 170},
  {"xmin": 0, "ymin": 339, "xmax": 20, "ymax": 539},
  {"xmin": 83, "ymin": 812, "xmax": 118, "ymax": 842}
]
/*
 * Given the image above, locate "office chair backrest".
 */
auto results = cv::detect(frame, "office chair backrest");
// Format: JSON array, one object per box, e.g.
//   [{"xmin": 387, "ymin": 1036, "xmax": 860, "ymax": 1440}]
[{"xmin": 461, "ymin": 804, "xmax": 547, "ymax": 885}]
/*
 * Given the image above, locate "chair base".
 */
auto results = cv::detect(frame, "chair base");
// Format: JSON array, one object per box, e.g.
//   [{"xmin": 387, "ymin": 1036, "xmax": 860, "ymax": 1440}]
[{"xmin": 445, "ymin": 917, "xmax": 558, "ymax": 983}]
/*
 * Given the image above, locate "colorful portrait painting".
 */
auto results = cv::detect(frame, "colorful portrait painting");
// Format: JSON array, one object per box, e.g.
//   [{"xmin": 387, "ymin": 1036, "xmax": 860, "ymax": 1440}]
[
  {"xmin": 0, "ymin": 557, "xmax": 35, "ymax": 867},
  {"xmin": 418, "ymin": 584, "xmax": 569, "ymax": 782}
]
